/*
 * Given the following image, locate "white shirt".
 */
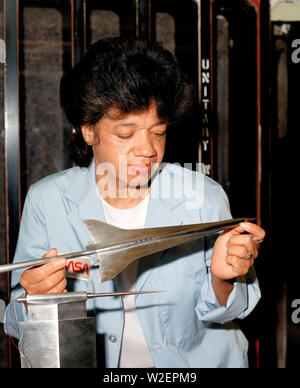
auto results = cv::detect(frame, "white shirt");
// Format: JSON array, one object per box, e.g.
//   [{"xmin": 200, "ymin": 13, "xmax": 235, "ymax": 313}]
[{"xmin": 98, "ymin": 192, "xmax": 155, "ymax": 368}]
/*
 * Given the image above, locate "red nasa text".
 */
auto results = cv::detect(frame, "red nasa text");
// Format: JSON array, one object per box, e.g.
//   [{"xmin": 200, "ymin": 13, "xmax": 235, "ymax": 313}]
[{"xmin": 66, "ymin": 260, "xmax": 89, "ymax": 275}]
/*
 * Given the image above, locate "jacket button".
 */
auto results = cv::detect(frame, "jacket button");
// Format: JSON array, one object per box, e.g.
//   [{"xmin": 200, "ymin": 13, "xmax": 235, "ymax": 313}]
[{"xmin": 108, "ymin": 335, "xmax": 117, "ymax": 343}]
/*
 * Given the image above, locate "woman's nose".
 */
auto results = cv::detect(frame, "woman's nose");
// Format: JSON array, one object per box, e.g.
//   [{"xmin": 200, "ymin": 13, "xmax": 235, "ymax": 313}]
[{"xmin": 133, "ymin": 133, "xmax": 157, "ymax": 158}]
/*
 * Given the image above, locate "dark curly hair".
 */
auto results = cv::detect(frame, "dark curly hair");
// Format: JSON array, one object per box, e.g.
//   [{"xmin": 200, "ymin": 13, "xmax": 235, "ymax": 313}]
[{"xmin": 60, "ymin": 36, "xmax": 196, "ymax": 167}]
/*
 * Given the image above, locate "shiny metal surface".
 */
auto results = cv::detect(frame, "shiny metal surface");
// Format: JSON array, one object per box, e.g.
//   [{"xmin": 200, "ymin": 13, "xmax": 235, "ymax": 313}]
[
  {"xmin": 0, "ymin": 217, "xmax": 254, "ymax": 279},
  {"xmin": 19, "ymin": 317, "xmax": 97, "ymax": 368},
  {"xmin": 17, "ymin": 290, "xmax": 163, "ymax": 305},
  {"xmin": 27, "ymin": 302, "xmax": 87, "ymax": 322},
  {"xmin": 19, "ymin": 321, "xmax": 61, "ymax": 368},
  {"xmin": 19, "ymin": 299, "xmax": 97, "ymax": 368},
  {"xmin": 17, "ymin": 290, "xmax": 162, "ymax": 368},
  {"xmin": 4, "ymin": 0, "xmax": 21, "ymax": 265}
]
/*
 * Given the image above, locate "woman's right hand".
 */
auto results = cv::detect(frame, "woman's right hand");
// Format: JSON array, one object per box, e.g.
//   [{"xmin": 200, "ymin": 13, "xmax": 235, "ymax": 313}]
[{"xmin": 20, "ymin": 248, "xmax": 67, "ymax": 295}]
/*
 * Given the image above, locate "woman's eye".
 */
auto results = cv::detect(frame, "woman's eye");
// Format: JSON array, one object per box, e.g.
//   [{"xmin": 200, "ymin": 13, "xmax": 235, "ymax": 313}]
[
  {"xmin": 118, "ymin": 134, "xmax": 132, "ymax": 139},
  {"xmin": 154, "ymin": 132, "xmax": 166, "ymax": 137}
]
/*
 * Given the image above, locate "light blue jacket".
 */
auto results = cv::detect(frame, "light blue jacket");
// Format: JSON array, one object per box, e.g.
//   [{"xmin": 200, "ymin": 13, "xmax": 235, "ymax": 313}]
[{"xmin": 4, "ymin": 161, "xmax": 261, "ymax": 368}]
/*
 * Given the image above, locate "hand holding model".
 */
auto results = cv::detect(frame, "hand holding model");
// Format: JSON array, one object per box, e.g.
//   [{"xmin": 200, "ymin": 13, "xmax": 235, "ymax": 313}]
[
  {"xmin": 20, "ymin": 249, "xmax": 67, "ymax": 295},
  {"xmin": 211, "ymin": 222, "xmax": 265, "ymax": 305}
]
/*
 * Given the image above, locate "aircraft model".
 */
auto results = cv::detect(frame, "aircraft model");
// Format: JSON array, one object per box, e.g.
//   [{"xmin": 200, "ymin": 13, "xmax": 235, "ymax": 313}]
[{"xmin": 0, "ymin": 217, "xmax": 254, "ymax": 282}]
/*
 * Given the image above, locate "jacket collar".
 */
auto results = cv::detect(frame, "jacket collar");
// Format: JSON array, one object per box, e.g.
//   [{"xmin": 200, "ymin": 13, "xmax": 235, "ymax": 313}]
[
  {"xmin": 64, "ymin": 160, "xmax": 105, "ymax": 250},
  {"xmin": 63, "ymin": 159, "xmax": 99, "ymax": 208},
  {"xmin": 64, "ymin": 159, "xmax": 187, "ymax": 228}
]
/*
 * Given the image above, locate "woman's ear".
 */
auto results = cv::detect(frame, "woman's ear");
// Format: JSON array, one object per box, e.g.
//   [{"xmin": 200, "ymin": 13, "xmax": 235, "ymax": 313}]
[{"xmin": 81, "ymin": 124, "xmax": 96, "ymax": 146}]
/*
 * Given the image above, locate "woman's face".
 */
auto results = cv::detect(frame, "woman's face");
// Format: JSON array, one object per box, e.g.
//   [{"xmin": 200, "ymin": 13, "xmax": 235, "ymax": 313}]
[{"xmin": 82, "ymin": 101, "xmax": 167, "ymax": 197}]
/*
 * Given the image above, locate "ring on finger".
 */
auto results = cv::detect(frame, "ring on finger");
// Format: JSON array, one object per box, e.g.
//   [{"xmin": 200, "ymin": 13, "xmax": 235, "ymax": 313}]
[
  {"xmin": 251, "ymin": 234, "xmax": 264, "ymax": 245},
  {"xmin": 241, "ymin": 250, "xmax": 253, "ymax": 261}
]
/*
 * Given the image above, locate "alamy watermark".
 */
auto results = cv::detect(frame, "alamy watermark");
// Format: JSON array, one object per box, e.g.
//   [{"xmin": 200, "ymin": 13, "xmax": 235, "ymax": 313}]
[
  {"xmin": 292, "ymin": 39, "xmax": 300, "ymax": 64},
  {"xmin": 291, "ymin": 299, "xmax": 300, "ymax": 324},
  {"xmin": 95, "ymin": 159, "xmax": 205, "ymax": 210},
  {"xmin": 0, "ymin": 39, "xmax": 5, "ymax": 64},
  {"xmin": 0, "ymin": 298, "xmax": 5, "ymax": 324}
]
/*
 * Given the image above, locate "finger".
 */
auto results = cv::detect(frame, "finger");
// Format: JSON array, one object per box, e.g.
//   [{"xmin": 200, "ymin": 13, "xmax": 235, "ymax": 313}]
[
  {"xmin": 228, "ymin": 232, "xmax": 263, "ymax": 252},
  {"xmin": 26, "ymin": 268, "xmax": 66, "ymax": 294},
  {"xmin": 45, "ymin": 277, "xmax": 67, "ymax": 295},
  {"xmin": 226, "ymin": 255, "xmax": 243, "ymax": 277},
  {"xmin": 22, "ymin": 254, "xmax": 67, "ymax": 285},
  {"xmin": 227, "ymin": 236, "xmax": 258, "ymax": 259},
  {"xmin": 222, "ymin": 225, "xmax": 247, "ymax": 238},
  {"xmin": 34, "ymin": 258, "xmax": 67, "ymax": 282},
  {"xmin": 225, "ymin": 223, "xmax": 265, "ymax": 242},
  {"xmin": 43, "ymin": 248, "xmax": 58, "ymax": 259},
  {"xmin": 227, "ymin": 245, "xmax": 257, "ymax": 260},
  {"xmin": 239, "ymin": 223, "xmax": 266, "ymax": 241},
  {"xmin": 227, "ymin": 234, "xmax": 257, "ymax": 248},
  {"xmin": 21, "ymin": 247, "xmax": 58, "ymax": 285},
  {"xmin": 226, "ymin": 255, "xmax": 253, "ymax": 277}
]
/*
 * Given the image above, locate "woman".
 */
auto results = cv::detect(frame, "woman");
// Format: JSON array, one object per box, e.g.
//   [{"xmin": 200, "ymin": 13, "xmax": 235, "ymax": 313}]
[{"xmin": 5, "ymin": 37, "xmax": 265, "ymax": 368}]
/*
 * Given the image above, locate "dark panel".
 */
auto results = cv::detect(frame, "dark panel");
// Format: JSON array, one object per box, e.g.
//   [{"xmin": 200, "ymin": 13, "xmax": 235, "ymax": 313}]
[
  {"xmin": 152, "ymin": 0, "xmax": 199, "ymax": 91},
  {"xmin": 72, "ymin": 0, "xmax": 86, "ymax": 65},
  {"xmin": 215, "ymin": 14, "xmax": 230, "ymax": 192},
  {"xmin": 19, "ymin": 1, "xmax": 72, "ymax": 193},
  {"xmin": 213, "ymin": 0, "xmax": 258, "ymax": 219},
  {"xmin": 138, "ymin": 0, "xmax": 151, "ymax": 41},
  {"xmin": 151, "ymin": 0, "xmax": 201, "ymax": 170},
  {"xmin": 248, "ymin": 0, "xmax": 275, "ymax": 369},
  {"xmin": 86, "ymin": 0, "xmax": 137, "ymax": 47},
  {"xmin": 277, "ymin": 21, "xmax": 300, "ymax": 369},
  {"xmin": 213, "ymin": 0, "xmax": 265, "ymax": 369}
]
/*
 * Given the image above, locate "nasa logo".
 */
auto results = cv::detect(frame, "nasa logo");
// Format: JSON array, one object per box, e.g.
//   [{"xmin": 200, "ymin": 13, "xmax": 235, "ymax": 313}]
[
  {"xmin": 67, "ymin": 260, "xmax": 89, "ymax": 275},
  {"xmin": 66, "ymin": 257, "xmax": 91, "ymax": 281}
]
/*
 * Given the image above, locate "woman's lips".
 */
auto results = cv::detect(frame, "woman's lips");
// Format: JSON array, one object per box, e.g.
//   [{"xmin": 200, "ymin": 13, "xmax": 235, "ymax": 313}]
[{"xmin": 128, "ymin": 163, "xmax": 152, "ymax": 175}]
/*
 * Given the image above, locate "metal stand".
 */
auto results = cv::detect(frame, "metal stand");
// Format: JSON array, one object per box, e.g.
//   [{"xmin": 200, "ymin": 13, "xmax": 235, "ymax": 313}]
[
  {"xmin": 18, "ymin": 294, "xmax": 96, "ymax": 368},
  {"xmin": 17, "ymin": 291, "xmax": 158, "ymax": 368}
]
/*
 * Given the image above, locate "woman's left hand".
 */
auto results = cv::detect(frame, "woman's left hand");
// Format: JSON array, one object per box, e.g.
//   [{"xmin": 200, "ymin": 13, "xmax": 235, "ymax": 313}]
[{"xmin": 210, "ymin": 222, "xmax": 265, "ymax": 281}]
